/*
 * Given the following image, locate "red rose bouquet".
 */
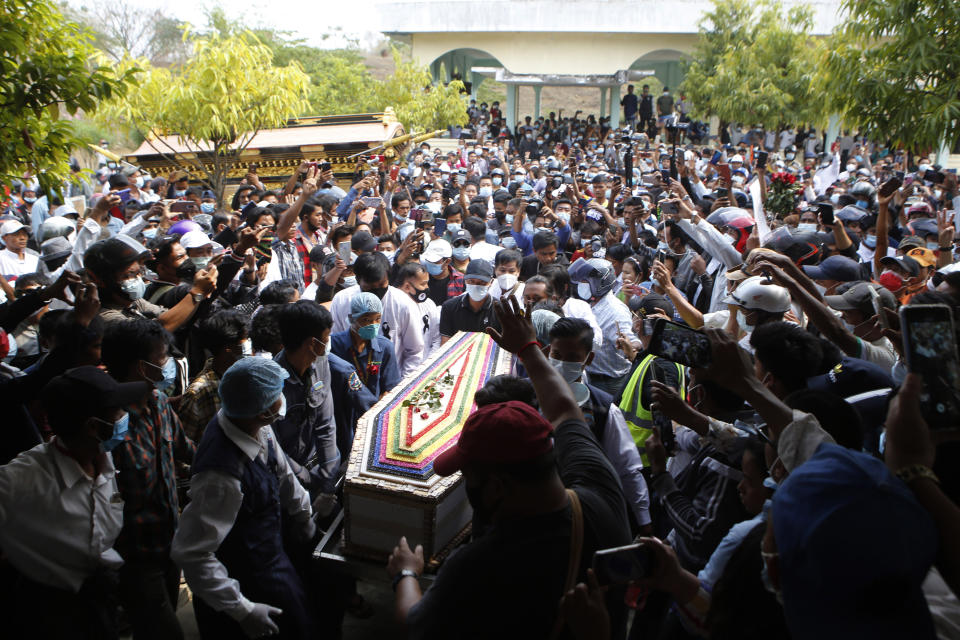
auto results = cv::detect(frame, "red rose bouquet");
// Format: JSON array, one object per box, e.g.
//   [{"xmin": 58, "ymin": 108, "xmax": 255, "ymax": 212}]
[{"xmin": 766, "ymin": 171, "xmax": 800, "ymax": 219}]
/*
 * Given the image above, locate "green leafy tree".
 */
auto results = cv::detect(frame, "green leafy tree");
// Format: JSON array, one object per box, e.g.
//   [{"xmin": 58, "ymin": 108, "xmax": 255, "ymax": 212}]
[
  {"xmin": 682, "ymin": 0, "xmax": 823, "ymax": 130},
  {"xmin": 821, "ymin": 0, "xmax": 960, "ymax": 153},
  {"xmin": 98, "ymin": 31, "xmax": 311, "ymax": 204},
  {"xmin": 376, "ymin": 53, "xmax": 468, "ymax": 133},
  {"xmin": 0, "ymin": 0, "xmax": 132, "ymax": 192}
]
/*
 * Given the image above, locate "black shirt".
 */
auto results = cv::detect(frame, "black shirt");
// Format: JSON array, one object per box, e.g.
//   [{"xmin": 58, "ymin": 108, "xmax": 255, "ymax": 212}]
[
  {"xmin": 406, "ymin": 419, "xmax": 632, "ymax": 639},
  {"xmin": 438, "ymin": 293, "xmax": 500, "ymax": 337},
  {"xmin": 427, "ymin": 274, "xmax": 451, "ymax": 307},
  {"xmin": 622, "ymin": 93, "xmax": 639, "ymax": 118}
]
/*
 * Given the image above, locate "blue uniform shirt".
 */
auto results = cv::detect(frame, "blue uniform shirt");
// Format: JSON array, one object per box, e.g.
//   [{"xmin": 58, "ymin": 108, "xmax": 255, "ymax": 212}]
[{"xmin": 329, "ymin": 330, "xmax": 401, "ymax": 399}]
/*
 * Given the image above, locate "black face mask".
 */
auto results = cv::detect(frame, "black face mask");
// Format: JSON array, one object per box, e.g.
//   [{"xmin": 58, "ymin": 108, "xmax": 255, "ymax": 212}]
[
  {"xmin": 367, "ymin": 285, "xmax": 388, "ymax": 300},
  {"xmin": 175, "ymin": 260, "xmax": 197, "ymax": 281},
  {"xmin": 412, "ymin": 287, "xmax": 429, "ymax": 303}
]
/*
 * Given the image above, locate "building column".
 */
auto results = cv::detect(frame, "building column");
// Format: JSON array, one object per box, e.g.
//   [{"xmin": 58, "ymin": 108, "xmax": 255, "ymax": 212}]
[
  {"xmin": 824, "ymin": 114, "xmax": 841, "ymax": 154},
  {"xmin": 610, "ymin": 85, "xmax": 621, "ymax": 129},
  {"xmin": 505, "ymin": 84, "xmax": 519, "ymax": 135},
  {"xmin": 533, "ymin": 86, "xmax": 542, "ymax": 119},
  {"xmin": 599, "ymin": 87, "xmax": 607, "ymax": 119},
  {"xmin": 936, "ymin": 136, "xmax": 952, "ymax": 167},
  {"xmin": 470, "ymin": 71, "xmax": 482, "ymax": 101}
]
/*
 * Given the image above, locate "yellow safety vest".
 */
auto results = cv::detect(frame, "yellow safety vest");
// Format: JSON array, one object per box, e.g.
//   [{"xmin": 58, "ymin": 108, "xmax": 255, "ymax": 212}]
[{"xmin": 619, "ymin": 354, "xmax": 685, "ymax": 466}]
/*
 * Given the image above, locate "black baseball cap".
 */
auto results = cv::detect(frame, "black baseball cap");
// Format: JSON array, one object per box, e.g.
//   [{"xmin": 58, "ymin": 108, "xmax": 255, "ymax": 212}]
[
  {"xmin": 351, "ymin": 230, "xmax": 378, "ymax": 253},
  {"xmin": 42, "ymin": 366, "xmax": 151, "ymax": 426},
  {"xmin": 465, "ymin": 259, "xmax": 494, "ymax": 280}
]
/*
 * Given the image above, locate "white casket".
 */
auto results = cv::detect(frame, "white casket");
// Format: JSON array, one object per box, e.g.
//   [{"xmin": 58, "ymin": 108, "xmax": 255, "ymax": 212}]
[{"xmin": 343, "ymin": 331, "xmax": 513, "ymax": 561}]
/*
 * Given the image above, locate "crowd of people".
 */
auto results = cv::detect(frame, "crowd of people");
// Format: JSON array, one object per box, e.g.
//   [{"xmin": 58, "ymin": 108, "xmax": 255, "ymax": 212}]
[{"xmin": 1, "ymin": 103, "xmax": 960, "ymax": 640}]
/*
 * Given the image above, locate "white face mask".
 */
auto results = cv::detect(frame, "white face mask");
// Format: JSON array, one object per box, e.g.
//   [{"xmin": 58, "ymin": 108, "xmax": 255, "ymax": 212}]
[
  {"xmin": 846, "ymin": 164, "xmax": 858, "ymax": 173},
  {"xmin": 549, "ymin": 356, "xmax": 585, "ymax": 385},
  {"xmin": 577, "ymin": 281, "xmax": 593, "ymax": 301},
  {"xmin": 466, "ymin": 284, "xmax": 489, "ymax": 302},
  {"xmin": 496, "ymin": 273, "xmax": 518, "ymax": 292},
  {"xmin": 797, "ymin": 222, "xmax": 818, "ymax": 233}
]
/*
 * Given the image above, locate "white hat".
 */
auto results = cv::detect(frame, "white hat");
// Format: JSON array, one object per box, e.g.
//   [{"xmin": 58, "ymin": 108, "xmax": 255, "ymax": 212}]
[
  {"xmin": 421, "ymin": 238, "xmax": 452, "ymax": 262},
  {"xmin": 0, "ymin": 220, "xmax": 27, "ymax": 237},
  {"xmin": 439, "ymin": 163, "xmax": 451, "ymax": 173},
  {"xmin": 730, "ymin": 154, "xmax": 744, "ymax": 164},
  {"xmin": 53, "ymin": 203, "xmax": 79, "ymax": 217},
  {"xmin": 722, "ymin": 276, "xmax": 791, "ymax": 313},
  {"xmin": 179, "ymin": 229, "xmax": 212, "ymax": 249}
]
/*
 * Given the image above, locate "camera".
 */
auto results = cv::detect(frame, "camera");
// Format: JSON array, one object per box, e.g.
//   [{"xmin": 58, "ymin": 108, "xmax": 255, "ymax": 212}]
[{"xmin": 525, "ymin": 196, "xmax": 542, "ymax": 216}]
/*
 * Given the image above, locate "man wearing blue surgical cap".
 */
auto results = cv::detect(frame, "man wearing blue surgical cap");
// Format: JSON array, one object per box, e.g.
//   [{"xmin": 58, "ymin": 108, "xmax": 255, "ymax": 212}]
[
  {"xmin": 330, "ymin": 291, "xmax": 400, "ymax": 399},
  {"xmin": 172, "ymin": 357, "xmax": 318, "ymax": 639}
]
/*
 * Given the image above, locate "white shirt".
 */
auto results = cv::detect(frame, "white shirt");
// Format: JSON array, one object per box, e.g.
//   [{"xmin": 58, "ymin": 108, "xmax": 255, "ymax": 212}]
[
  {"xmin": 416, "ymin": 297, "xmax": 441, "ymax": 360},
  {"xmin": 585, "ymin": 292, "xmax": 637, "ymax": 378},
  {"xmin": 779, "ymin": 130, "xmax": 795, "ymax": 150},
  {"xmin": 330, "ymin": 285, "xmax": 425, "ymax": 377},
  {"xmin": 599, "ymin": 403, "xmax": 651, "ymax": 526},
  {"xmin": 0, "ymin": 248, "xmax": 39, "ymax": 283},
  {"xmin": 562, "ymin": 297, "xmax": 604, "ymax": 349},
  {"xmin": 171, "ymin": 415, "xmax": 312, "ymax": 621},
  {"xmin": 0, "ymin": 441, "xmax": 124, "ymax": 591},
  {"xmin": 469, "ymin": 240, "xmax": 501, "ymax": 263}
]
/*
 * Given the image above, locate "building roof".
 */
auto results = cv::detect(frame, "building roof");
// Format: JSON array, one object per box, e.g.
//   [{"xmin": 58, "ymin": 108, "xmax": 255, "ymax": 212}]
[
  {"xmin": 126, "ymin": 115, "xmax": 405, "ymax": 159},
  {"xmin": 379, "ymin": 0, "xmax": 844, "ymax": 36}
]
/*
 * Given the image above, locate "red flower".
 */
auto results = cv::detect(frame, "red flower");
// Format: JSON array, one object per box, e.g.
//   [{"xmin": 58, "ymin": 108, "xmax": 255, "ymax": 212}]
[{"xmin": 368, "ymin": 363, "xmax": 380, "ymax": 375}]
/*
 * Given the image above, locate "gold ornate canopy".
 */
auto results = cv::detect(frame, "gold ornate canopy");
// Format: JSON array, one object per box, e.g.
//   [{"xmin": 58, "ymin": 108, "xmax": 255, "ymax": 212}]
[{"xmin": 123, "ymin": 110, "xmax": 411, "ymax": 193}]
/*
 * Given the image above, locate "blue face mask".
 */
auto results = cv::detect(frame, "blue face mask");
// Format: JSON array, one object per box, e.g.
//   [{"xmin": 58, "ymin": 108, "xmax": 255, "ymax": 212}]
[
  {"xmin": 121, "ymin": 276, "xmax": 146, "ymax": 301},
  {"xmin": 855, "ymin": 200, "xmax": 869, "ymax": 209},
  {"xmin": 173, "ymin": 189, "xmax": 187, "ymax": 197},
  {"xmin": 96, "ymin": 413, "xmax": 129, "ymax": 452},
  {"xmin": 479, "ymin": 186, "xmax": 492, "ymax": 198},
  {"xmin": 926, "ymin": 242, "xmax": 940, "ymax": 251},
  {"xmin": 492, "ymin": 177, "xmax": 502, "ymax": 187},
  {"xmin": 422, "ymin": 259, "xmax": 444, "ymax": 276},
  {"xmin": 447, "ymin": 223, "xmax": 461, "ymax": 235},
  {"xmin": 500, "ymin": 236, "xmax": 517, "ymax": 249},
  {"xmin": 863, "ymin": 234, "xmax": 877, "ymax": 249},
  {"xmin": 142, "ymin": 227, "xmax": 158, "ymax": 240},
  {"xmin": 200, "ymin": 202, "xmax": 215, "ymax": 214},
  {"xmin": 143, "ymin": 357, "xmax": 177, "ymax": 393},
  {"xmin": 452, "ymin": 246, "xmax": 471, "ymax": 262},
  {"xmin": 356, "ymin": 323, "xmax": 380, "ymax": 341},
  {"xmin": 558, "ymin": 211, "xmax": 571, "ymax": 224}
]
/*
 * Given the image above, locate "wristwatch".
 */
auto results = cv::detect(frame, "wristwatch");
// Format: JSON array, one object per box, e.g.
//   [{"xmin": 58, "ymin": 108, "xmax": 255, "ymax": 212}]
[
  {"xmin": 392, "ymin": 569, "xmax": 419, "ymax": 591},
  {"xmin": 190, "ymin": 291, "xmax": 204, "ymax": 304}
]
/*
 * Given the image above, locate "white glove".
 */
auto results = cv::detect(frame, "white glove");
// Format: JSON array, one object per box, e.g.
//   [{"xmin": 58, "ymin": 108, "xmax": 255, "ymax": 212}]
[
  {"xmin": 239, "ymin": 602, "xmax": 282, "ymax": 638},
  {"xmin": 312, "ymin": 492, "xmax": 337, "ymax": 518}
]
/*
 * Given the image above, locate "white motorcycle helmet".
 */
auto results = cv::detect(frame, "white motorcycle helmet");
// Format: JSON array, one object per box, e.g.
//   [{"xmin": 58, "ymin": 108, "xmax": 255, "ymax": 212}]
[{"xmin": 722, "ymin": 275, "xmax": 791, "ymax": 313}]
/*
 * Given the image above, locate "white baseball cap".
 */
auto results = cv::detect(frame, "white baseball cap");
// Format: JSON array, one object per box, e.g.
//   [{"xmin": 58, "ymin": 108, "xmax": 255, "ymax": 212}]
[
  {"xmin": 421, "ymin": 238, "xmax": 452, "ymax": 262},
  {"xmin": 179, "ymin": 229, "xmax": 212, "ymax": 249},
  {"xmin": 0, "ymin": 220, "xmax": 27, "ymax": 237}
]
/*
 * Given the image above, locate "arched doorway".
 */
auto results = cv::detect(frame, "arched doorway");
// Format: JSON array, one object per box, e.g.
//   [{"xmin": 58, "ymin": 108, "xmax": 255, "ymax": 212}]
[
  {"xmin": 629, "ymin": 49, "xmax": 690, "ymax": 93},
  {"xmin": 429, "ymin": 48, "xmax": 504, "ymax": 97}
]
